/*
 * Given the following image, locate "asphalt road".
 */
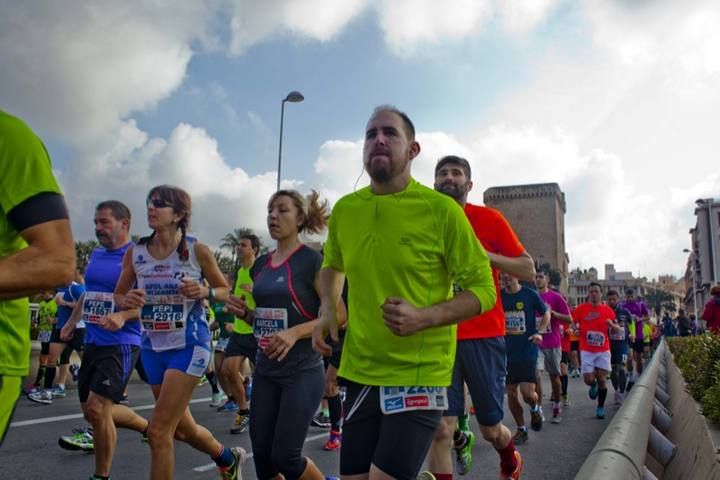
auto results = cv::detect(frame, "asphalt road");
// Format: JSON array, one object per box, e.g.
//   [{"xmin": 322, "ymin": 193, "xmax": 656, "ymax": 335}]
[{"xmin": 4, "ymin": 372, "xmax": 617, "ymax": 479}]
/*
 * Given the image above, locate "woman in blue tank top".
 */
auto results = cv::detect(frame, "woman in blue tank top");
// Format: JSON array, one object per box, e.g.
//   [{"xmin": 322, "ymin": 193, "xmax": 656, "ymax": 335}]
[{"xmin": 109, "ymin": 185, "xmax": 244, "ymax": 480}]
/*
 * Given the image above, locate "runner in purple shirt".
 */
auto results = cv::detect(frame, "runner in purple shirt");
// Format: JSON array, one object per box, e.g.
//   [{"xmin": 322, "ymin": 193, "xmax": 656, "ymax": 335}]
[
  {"xmin": 619, "ymin": 288, "xmax": 649, "ymax": 390},
  {"xmin": 535, "ymin": 271, "xmax": 572, "ymax": 424}
]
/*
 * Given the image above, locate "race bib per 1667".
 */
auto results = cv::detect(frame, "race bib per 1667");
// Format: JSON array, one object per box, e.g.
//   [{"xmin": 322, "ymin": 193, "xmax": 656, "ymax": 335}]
[{"xmin": 82, "ymin": 292, "xmax": 115, "ymax": 324}]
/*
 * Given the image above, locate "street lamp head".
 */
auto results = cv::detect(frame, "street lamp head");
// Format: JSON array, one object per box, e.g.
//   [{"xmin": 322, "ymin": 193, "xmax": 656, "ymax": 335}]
[
  {"xmin": 683, "ymin": 248, "xmax": 690, "ymax": 253},
  {"xmin": 284, "ymin": 91, "xmax": 304, "ymax": 103}
]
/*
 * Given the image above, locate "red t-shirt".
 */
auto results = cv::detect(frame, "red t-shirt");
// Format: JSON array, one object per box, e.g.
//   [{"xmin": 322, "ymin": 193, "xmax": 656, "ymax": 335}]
[
  {"xmin": 574, "ymin": 303, "xmax": 616, "ymax": 353},
  {"xmin": 458, "ymin": 204, "xmax": 525, "ymax": 340},
  {"xmin": 561, "ymin": 324, "xmax": 571, "ymax": 353},
  {"xmin": 702, "ymin": 300, "xmax": 720, "ymax": 334}
]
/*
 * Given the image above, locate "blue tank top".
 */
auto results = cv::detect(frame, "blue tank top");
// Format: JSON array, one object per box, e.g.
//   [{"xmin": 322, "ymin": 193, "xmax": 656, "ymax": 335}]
[{"xmin": 83, "ymin": 242, "xmax": 142, "ymax": 346}]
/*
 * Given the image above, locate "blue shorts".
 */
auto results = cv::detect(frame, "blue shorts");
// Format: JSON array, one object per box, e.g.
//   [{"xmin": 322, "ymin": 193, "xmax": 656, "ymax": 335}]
[
  {"xmin": 141, "ymin": 343, "xmax": 211, "ymax": 385},
  {"xmin": 610, "ymin": 344, "xmax": 628, "ymax": 365},
  {"xmin": 445, "ymin": 337, "xmax": 506, "ymax": 427}
]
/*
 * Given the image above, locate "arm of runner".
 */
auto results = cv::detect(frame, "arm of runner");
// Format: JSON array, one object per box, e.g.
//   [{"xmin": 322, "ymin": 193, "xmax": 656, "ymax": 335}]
[
  {"xmin": 114, "ymin": 246, "xmax": 145, "ymax": 309},
  {"xmin": 0, "ymin": 217, "xmax": 75, "ymax": 300},
  {"xmin": 98, "ymin": 308, "xmax": 139, "ymax": 332},
  {"xmin": 382, "ymin": 290, "xmax": 480, "ymax": 336},
  {"xmin": 486, "ymin": 250, "xmax": 536, "ymax": 282},
  {"xmin": 179, "ymin": 242, "xmax": 229, "ymax": 301},
  {"xmin": 60, "ymin": 292, "xmax": 85, "ymax": 341},
  {"xmin": 265, "ymin": 319, "xmax": 321, "ymax": 362},
  {"xmin": 537, "ymin": 307, "xmax": 551, "ymax": 333},
  {"xmin": 313, "ymin": 267, "xmax": 345, "ymax": 355}
]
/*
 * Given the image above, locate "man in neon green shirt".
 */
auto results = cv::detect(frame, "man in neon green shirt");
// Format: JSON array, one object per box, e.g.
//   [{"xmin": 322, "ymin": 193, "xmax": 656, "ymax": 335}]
[
  {"xmin": 313, "ymin": 106, "xmax": 496, "ymax": 480},
  {"xmin": 0, "ymin": 110, "xmax": 75, "ymax": 446},
  {"xmin": 221, "ymin": 233, "xmax": 260, "ymax": 433}
]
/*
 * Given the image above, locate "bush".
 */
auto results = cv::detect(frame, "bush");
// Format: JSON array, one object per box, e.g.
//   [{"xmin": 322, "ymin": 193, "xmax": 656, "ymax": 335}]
[{"xmin": 668, "ymin": 334, "xmax": 720, "ymax": 423}]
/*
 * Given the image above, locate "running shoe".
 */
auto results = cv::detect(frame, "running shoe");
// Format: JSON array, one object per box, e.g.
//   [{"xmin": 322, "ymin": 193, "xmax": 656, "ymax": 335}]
[
  {"xmin": 70, "ymin": 363, "xmax": 81, "ymax": 382},
  {"xmin": 217, "ymin": 400, "xmax": 239, "ymax": 412},
  {"xmin": 613, "ymin": 391, "xmax": 621, "ymax": 405},
  {"xmin": 454, "ymin": 430, "xmax": 475, "ymax": 475},
  {"xmin": 501, "ymin": 450, "xmax": 523, "ymax": 480},
  {"xmin": 323, "ymin": 430, "xmax": 342, "ymax": 451},
  {"xmin": 51, "ymin": 385, "xmax": 67, "ymax": 398},
  {"xmin": 28, "ymin": 389, "xmax": 53, "ymax": 404},
  {"xmin": 562, "ymin": 394, "xmax": 570, "ymax": 407},
  {"xmin": 530, "ymin": 408, "xmax": 543, "ymax": 431},
  {"xmin": 210, "ymin": 392, "xmax": 227, "ymax": 407},
  {"xmin": 618, "ymin": 392, "xmax": 625, "ymax": 404},
  {"xmin": 311, "ymin": 411, "xmax": 331, "ymax": 428},
  {"xmin": 197, "ymin": 374, "xmax": 208, "ymax": 386},
  {"xmin": 58, "ymin": 428, "xmax": 94, "ymax": 452},
  {"xmin": 588, "ymin": 382, "xmax": 598, "ymax": 400},
  {"xmin": 219, "ymin": 446, "xmax": 246, "ymax": 480},
  {"xmin": 416, "ymin": 472, "xmax": 437, "ymax": 480},
  {"xmin": 551, "ymin": 405, "xmax": 561, "ymax": 424},
  {"xmin": 119, "ymin": 392, "xmax": 129, "ymax": 405},
  {"xmin": 230, "ymin": 412, "xmax": 250, "ymax": 434},
  {"xmin": 596, "ymin": 407, "xmax": 605, "ymax": 419},
  {"xmin": 23, "ymin": 385, "xmax": 39, "ymax": 396},
  {"xmin": 512, "ymin": 429, "xmax": 528, "ymax": 445}
]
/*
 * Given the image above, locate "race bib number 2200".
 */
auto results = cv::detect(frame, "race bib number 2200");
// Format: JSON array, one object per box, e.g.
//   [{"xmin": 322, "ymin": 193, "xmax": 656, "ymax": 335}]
[{"xmin": 380, "ymin": 386, "xmax": 448, "ymax": 414}]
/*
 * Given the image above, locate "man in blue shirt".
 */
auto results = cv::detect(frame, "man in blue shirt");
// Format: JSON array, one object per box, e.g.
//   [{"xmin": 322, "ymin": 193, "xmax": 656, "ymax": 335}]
[{"xmin": 500, "ymin": 272, "xmax": 550, "ymax": 444}]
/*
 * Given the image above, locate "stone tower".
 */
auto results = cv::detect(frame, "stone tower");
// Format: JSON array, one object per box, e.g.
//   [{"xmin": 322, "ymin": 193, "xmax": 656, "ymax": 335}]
[{"xmin": 483, "ymin": 183, "xmax": 569, "ymax": 294}]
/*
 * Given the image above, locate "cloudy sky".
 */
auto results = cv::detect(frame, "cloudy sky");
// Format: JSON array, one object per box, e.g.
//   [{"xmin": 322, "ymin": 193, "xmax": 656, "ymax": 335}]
[{"xmin": 2, "ymin": 0, "xmax": 718, "ymax": 279}]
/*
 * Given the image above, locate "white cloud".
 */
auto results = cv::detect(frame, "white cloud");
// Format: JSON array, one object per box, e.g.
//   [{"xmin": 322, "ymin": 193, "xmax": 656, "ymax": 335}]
[
  {"xmin": 497, "ymin": 0, "xmax": 560, "ymax": 33},
  {"xmin": 228, "ymin": 0, "xmax": 368, "ymax": 55}
]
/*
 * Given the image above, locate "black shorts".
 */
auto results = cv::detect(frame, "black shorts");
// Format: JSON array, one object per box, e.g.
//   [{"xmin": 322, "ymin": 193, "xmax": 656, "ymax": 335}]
[
  {"xmin": 40, "ymin": 342, "xmax": 50, "ymax": 355},
  {"xmin": 224, "ymin": 332, "xmax": 258, "ymax": 361},
  {"xmin": 570, "ymin": 340, "xmax": 580, "ymax": 352},
  {"xmin": 78, "ymin": 344, "xmax": 139, "ymax": 403},
  {"xmin": 561, "ymin": 351, "xmax": 570, "ymax": 365},
  {"xmin": 631, "ymin": 339, "xmax": 645, "ymax": 353},
  {"xmin": 340, "ymin": 381, "xmax": 442, "ymax": 480},
  {"xmin": 50, "ymin": 327, "xmax": 85, "ymax": 352},
  {"xmin": 506, "ymin": 360, "xmax": 537, "ymax": 385}
]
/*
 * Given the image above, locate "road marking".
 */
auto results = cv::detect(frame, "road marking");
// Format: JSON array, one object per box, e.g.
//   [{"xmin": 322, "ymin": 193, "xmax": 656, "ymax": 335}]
[
  {"xmin": 10, "ymin": 396, "xmax": 212, "ymax": 428},
  {"xmin": 192, "ymin": 432, "xmax": 328, "ymax": 472}
]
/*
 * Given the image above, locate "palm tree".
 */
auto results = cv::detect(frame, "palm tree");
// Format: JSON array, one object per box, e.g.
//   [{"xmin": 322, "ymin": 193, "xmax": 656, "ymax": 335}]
[
  {"xmin": 220, "ymin": 228, "xmax": 257, "ymax": 266},
  {"xmin": 75, "ymin": 240, "xmax": 100, "ymax": 271}
]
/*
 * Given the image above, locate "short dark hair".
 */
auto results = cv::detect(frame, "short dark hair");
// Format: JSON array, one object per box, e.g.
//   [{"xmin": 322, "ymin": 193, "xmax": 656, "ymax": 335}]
[
  {"xmin": 607, "ymin": 289, "xmax": 619, "ymax": 297},
  {"xmin": 240, "ymin": 233, "xmax": 260, "ymax": 256},
  {"xmin": 435, "ymin": 155, "xmax": 472, "ymax": 179},
  {"xmin": 96, "ymin": 200, "xmax": 131, "ymax": 222},
  {"xmin": 589, "ymin": 281, "xmax": 602, "ymax": 291},
  {"xmin": 625, "ymin": 288, "xmax": 635, "ymax": 295},
  {"xmin": 372, "ymin": 105, "xmax": 415, "ymax": 141}
]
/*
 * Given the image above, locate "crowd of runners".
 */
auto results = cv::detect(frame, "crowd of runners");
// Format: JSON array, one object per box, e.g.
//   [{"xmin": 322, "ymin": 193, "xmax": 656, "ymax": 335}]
[{"xmin": 1, "ymin": 106, "xmax": 664, "ymax": 480}]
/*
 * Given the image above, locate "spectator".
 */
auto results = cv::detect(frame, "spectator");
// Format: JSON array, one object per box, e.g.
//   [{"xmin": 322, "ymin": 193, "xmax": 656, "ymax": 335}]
[
  {"xmin": 702, "ymin": 285, "xmax": 720, "ymax": 334},
  {"xmin": 676, "ymin": 309, "xmax": 691, "ymax": 337},
  {"xmin": 690, "ymin": 314, "xmax": 698, "ymax": 336},
  {"xmin": 661, "ymin": 313, "xmax": 676, "ymax": 337}
]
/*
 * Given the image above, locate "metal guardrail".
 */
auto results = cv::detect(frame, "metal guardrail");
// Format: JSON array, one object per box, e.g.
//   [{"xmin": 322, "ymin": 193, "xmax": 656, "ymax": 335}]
[{"xmin": 575, "ymin": 340, "xmax": 666, "ymax": 479}]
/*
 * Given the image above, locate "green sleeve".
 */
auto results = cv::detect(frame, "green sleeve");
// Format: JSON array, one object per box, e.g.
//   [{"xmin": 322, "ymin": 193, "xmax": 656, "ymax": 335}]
[
  {"xmin": 0, "ymin": 112, "xmax": 62, "ymax": 213},
  {"xmin": 322, "ymin": 203, "xmax": 344, "ymax": 272},
  {"xmin": 444, "ymin": 202, "xmax": 496, "ymax": 313}
]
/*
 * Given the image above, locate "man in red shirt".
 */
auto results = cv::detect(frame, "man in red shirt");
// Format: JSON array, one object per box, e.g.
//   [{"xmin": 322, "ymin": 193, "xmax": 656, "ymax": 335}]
[
  {"xmin": 427, "ymin": 156, "xmax": 535, "ymax": 480},
  {"xmin": 702, "ymin": 284, "xmax": 720, "ymax": 334},
  {"xmin": 573, "ymin": 282, "xmax": 621, "ymax": 419}
]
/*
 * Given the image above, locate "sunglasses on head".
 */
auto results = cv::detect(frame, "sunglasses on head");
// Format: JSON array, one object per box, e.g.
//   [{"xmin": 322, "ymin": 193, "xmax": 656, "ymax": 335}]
[{"xmin": 147, "ymin": 198, "xmax": 173, "ymax": 209}]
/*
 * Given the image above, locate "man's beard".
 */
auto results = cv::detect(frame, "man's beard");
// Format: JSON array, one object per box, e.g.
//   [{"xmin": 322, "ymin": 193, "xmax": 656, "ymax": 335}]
[
  {"xmin": 96, "ymin": 232, "xmax": 113, "ymax": 248},
  {"xmin": 435, "ymin": 182, "xmax": 466, "ymax": 200},
  {"xmin": 367, "ymin": 164, "xmax": 392, "ymax": 183}
]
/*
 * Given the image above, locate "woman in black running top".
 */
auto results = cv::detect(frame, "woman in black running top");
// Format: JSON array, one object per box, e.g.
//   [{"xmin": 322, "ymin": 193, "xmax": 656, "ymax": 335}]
[{"xmin": 227, "ymin": 189, "xmax": 338, "ymax": 480}]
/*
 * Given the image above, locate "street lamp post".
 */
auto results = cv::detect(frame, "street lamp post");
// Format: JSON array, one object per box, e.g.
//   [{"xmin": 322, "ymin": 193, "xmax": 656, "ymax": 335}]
[
  {"xmin": 684, "ymin": 248, "xmax": 700, "ymax": 324},
  {"xmin": 277, "ymin": 90, "xmax": 304, "ymax": 191}
]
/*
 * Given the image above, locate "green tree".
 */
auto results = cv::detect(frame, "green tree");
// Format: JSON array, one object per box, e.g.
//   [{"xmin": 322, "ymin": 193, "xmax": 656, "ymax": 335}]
[
  {"xmin": 644, "ymin": 288, "xmax": 677, "ymax": 316},
  {"xmin": 75, "ymin": 240, "xmax": 99, "ymax": 271},
  {"xmin": 213, "ymin": 250, "xmax": 235, "ymax": 275}
]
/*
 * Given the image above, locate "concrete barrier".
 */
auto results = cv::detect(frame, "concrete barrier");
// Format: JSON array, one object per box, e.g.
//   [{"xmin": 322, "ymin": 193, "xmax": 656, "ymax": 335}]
[
  {"xmin": 661, "ymin": 346, "xmax": 720, "ymax": 479},
  {"xmin": 575, "ymin": 341, "xmax": 663, "ymax": 480}
]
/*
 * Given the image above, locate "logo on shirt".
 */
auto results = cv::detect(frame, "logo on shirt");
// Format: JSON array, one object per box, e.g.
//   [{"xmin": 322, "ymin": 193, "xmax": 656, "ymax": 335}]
[
  {"xmin": 276, "ymin": 276, "xmax": 285, "ymax": 283},
  {"xmin": 398, "ymin": 236, "xmax": 412, "ymax": 247},
  {"xmin": 135, "ymin": 255, "xmax": 147, "ymax": 266},
  {"xmin": 515, "ymin": 302, "xmax": 524, "ymax": 310}
]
